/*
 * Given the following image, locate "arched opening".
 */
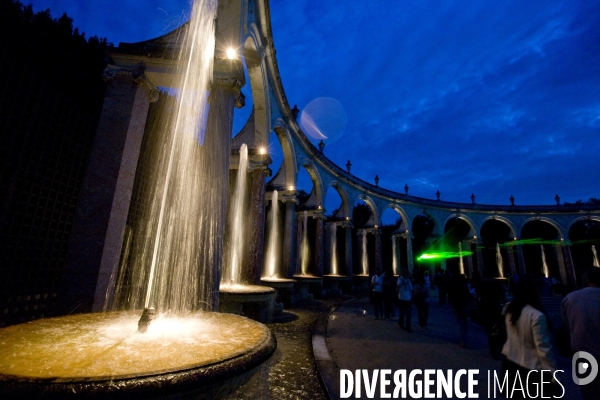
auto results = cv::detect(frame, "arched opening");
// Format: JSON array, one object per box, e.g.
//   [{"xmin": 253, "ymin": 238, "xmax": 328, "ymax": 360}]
[
  {"xmin": 231, "ymin": 58, "xmax": 253, "ymax": 137},
  {"xmin": 352, "ymin": 200, "xmax": 375, "ymax": 276},
  {"xmin": 324, "ymin": 187, "xmax": 346, "ymax": 276},
  {"xmin": 521, "ymin": 220, "xmax": 561, "ymax": 294},
  {"xmin": 443, "ymin": 218, "xmax": 473, "ymax": 277},
  {"xmin": 568, "ymin": 219, "xmax": 600, "ymax": 286},
  {"xmin": 481, "ymin": 219, "xmax": 514, "ymax": 279},
  {"xmin": 412, "ymin": 213, "xmax": 436, "ymax": 274},
  {"xmin": 381, "ymin": 208, "xmax": 403, "ymax": 276}
]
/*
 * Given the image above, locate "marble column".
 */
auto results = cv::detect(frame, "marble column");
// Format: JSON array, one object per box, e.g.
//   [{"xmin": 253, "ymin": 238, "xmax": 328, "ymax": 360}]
[
  {"xmin": 343, "ymin": 221, "xmax": 353, "ymax": 278},
  {"xmin": 516, "ymin": 244, "xmax": 527, "ymax": 276},
  {"xmin": 203, "ymin": 58, "xmax": 246, "ymax": 310},
  {"xmin": 373, "ymin": 229, "xmax": 382, "ymax": 273},
  {"xmin": 244, "ymin": 161, "xmax": 270, "ymax": 284},
  {"xmin": 554, "ymin": 243, "xmax": 568, "ymax": 284},
  {"xmin": 391, "ymin": 235, "xmax": 398, "ymax": 275},
  {"xmin": 507, "ymin": 246, "xmax": 517, "ymax": 277},
  {"xmin": 326, "ymin": 222, "xmax": 337, "ymax": 275},
  {"xmin": 294, "ymin": 213, "xmax": 304, "ymax": 275},
  {"xmin": 357, "ymin": 229, "xmax": 368, "ymax": 275},
  {"xmin": 314, "ymin": 212, "xmax": 325, "ymax": 276},
  {"xmin": 281, "ymin": 193, "xmax": 298, "ymax": 278},
  {"xmin": 61, "ymin": 63, "xmax": 158, "ymax": 313},
  {"xmin": 463, "ymin": 240, "xmax": 474, "ymax": 277},
  {"xmin": 563, "ymin": 245, "xmax": 576, "ymax": 288},
  {"xmin": 406, "ymin": 234, "xmax": 414, "ymax": 272}
]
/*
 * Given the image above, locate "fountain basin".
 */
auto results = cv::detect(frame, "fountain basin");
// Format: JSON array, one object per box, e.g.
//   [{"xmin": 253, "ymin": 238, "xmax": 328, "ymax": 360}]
[
  {"xmin": 260, "ymin": 278, "xmax": 296, "ymax": 308},
  {"xmin": 219, "ymin": 284, "xmax": 277, "ymax": 322},
  {"xmin": 323, "ymin": 274, "xmax": 349, "ymax": 297},
  {"xmin": 0, "ymin": 311, "xmax": 276, "ymax": 399},
  {"xmin": 292, "ymin": 274, "xmax": 323, "ymax": 302}
]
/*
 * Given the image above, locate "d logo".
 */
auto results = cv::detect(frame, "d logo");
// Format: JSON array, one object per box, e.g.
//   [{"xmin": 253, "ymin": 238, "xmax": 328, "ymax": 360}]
[{"xmin": 572, "ymin": 351, "xmax": 598, "ymax": 386}]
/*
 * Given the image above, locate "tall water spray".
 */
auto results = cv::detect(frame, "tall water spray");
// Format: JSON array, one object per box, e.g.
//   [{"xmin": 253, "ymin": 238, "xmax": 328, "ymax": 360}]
[
  {"xmin": 541, "ymin": 245, "xmax": 549, "ymax": 278},
  {"xmin": 496, "ymin": 243, "xmax": 505, "ymax": 278},
  {"xmin": 392, "ymin": 237, "xmax": 398, "ymax": 275},
  {"xmin": 224, "ymin": 144, "xmax": 248, "ymax": 285},
  {"xmin": 330, "ymin": 224, "xmax": 338, "ymax": 275},
  {"xmin": 592, "ymin": 245, "xmax": 600, "ymax": 268},
  {"xmin": 458, "ymin": 242, "xmax": 465, "ymax": 275},
  {"xmin": 300, "ymin": 211, "xmax": 310, "ymax": 275},
  {"xmin": 264, "ymin": 190, "xmax": 279, "ymax": 278},
  {"xmin": 361, "ymin": 231, "xmax": 368, "ymax": 275},
  {"xmin": 111, "ymin": 0, "xmax": 225, "ymax": 314}
]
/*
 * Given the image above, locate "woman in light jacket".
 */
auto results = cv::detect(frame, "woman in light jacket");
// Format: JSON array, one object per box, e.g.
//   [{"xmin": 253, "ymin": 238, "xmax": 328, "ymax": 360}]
[{"xmin": 501, "ymin": 277, "xmax": 559, "ymax": 399}]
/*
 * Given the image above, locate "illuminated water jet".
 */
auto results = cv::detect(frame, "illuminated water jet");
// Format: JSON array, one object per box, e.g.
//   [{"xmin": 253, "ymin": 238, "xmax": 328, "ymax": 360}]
[{"xmin": 496, "ymin": 243, "xmax": 505, "ymax": 279}]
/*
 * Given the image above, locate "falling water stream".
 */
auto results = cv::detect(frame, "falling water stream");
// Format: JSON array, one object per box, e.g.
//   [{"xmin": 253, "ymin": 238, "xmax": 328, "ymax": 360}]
[
  {"xmin": 541, "ymin": 245, "xmax": 550, "ymax": 278},
  {"xmin": 392, "ymin": 237, "xmax": 398, "ymax": 275},
  {"xmin": 496, "ymin": 243, "xmax": 505, "ymax": 278},
  {"xmin": 225, "ymin": 144, "xmax": 248, "ymax": 285},
  {"xmin": 264, "ymin": 190, "xmax": 279, "ymax": 278},
  {"xmin": 361, "ymin": 231, "xmax": 368, "ymax": 275},
  {"xmin": 111, "ymin": 0, "xmax": 225, "ymax": 314},
  {"xmin": 592, "ymin": 245, "xmax": 599, "ymax": 268},
  {"xmin": 300, "ymin": 211, "xmax": 310, "ymax": 275},
  {"xmin": 330, "ymin": 224, "xmax": 338, "ymax": 275},
  {"xmin": 458, "ymin": 242, "xmax": 465, "ymax": 275}
]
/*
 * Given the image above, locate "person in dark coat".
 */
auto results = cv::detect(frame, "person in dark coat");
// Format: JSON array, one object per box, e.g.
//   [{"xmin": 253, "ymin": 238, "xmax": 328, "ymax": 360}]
[
  {"xmin": 448, "ymin": 274, "xmax": 472, "ymax": 347},
  {"xmin": 476, "ymin": 279, "xmax": 506, "ymax": 358}
]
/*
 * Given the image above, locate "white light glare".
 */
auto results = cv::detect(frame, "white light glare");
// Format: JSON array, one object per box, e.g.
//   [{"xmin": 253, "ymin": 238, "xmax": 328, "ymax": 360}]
[{"xmin": 226, "ymin": 48, "xmax": 236, "ymax": 59}]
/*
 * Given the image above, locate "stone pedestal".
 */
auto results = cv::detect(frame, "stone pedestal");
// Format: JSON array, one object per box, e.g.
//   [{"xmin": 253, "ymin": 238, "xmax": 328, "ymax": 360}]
[
  {"xmin": 245, "ymin": 163, "xmax": 270, "ymax": 284},
  {"xmin": 261, "ymin": 278, "xmax": 296, "ymax": 308},
  {"xmin": 281, "ymin": 193, "xmax": 298, "ymax": 278},
  {"xmin": 61, "ymin": 64, "xmax": 157, "ymax": 313},
  {"xmin": 293, "ymin": 275, "xmax": 323, "ymax": 303},
  {"xmin": 219, "ymin": 285, "xmax": 278, "ymax": 323},
  {"xmin": 314, "ymin": 212, "xmax": 325, "ymax": 276}
]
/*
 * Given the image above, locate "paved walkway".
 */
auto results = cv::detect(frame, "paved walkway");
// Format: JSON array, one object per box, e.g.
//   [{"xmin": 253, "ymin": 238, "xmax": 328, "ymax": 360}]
[{"xmin": 316, "ymin": 297, "xmax": 581, "ymax": 400}]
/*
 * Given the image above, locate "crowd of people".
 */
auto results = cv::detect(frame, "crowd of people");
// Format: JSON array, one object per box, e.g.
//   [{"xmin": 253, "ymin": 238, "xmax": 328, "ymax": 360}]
[{"xmin": 369, "ymin": 265, "xmax": 600, "ymax": 399}]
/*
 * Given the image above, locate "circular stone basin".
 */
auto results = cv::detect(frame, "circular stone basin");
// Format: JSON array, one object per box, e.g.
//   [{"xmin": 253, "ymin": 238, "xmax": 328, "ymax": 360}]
[
  {"xmin": 292, "ymin": 274, "xmax": 323, "ymax": 283},
  {"xmin": 219, "ymin": 284, "xmax": 276, "ymax": 298},
  {"xmin": 0, "ymin": 311, "xmax": 276, "ymax": 399},
  {"xmin": 260, "ymin": 277, "xmax": 296, "ymax": 289}
]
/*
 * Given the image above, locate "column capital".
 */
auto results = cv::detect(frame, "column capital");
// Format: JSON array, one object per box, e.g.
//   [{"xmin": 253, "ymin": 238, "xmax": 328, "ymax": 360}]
[
  {"xmin": 102, "ymin": 63, "xmax": 159, "ymax": 102},
  {"xmin": 312, "ymin": 210, "xmax": 325, "ymax": 220},
  {"xmin": 281, "ymin": 193, "xmax": 298, "ymax": 204},
  {"xmin": 212, "ymin": 58, "xmax": 246, "ymax": 108}
]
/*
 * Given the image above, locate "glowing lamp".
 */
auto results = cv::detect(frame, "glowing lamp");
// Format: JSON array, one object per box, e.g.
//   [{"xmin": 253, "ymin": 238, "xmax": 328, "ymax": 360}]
[
  {"xmin": 226, "ymin": 48, "xmax": 236, "ymax": 59},
  {"xmin": 259, "ymin": 147, "xmax": 267, "ymax": 155}
]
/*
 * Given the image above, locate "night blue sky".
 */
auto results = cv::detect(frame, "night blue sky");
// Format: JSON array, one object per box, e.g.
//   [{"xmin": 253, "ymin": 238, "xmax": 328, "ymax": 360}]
[{"xmin": 26, "ymin": 0, "xmax": 600, "ymax": 206}]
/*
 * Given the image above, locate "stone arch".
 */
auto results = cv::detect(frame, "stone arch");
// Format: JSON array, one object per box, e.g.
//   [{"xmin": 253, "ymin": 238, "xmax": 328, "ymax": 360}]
[
  {"xmin": 521, "ymin": 216, "xmax": 565, "ymax": 239},
  {"xmin": 351, "ymin": 194, "xmax": 379, "ymax": 227},
  {"xmin": 380, "ymin": 204, "xmax": 409, "ymax": 229},
  {"xmin": 443, "ymin": 214, "xmax": 478, "ymax": 238},
  {"xmin": 239, "ymin": 31, "xmax": 270, "ymax": 149},
  {"xmin": 267, "ymin": 122, "xmax": 296, "ymax": 188},
  {"xmin": 481, "ymin": 215, "xmax": 517, "ymax": 239},
  {"xmin": 325, "ymin": 180, "xmax": 350, "ymax": 219},
  {"xmin": 566, "ymin": 215, "xmax": 600, "ymax": 234},
  {"xmin": 299, "ymin": 158, "xmax": 324, "ymax": 207}
]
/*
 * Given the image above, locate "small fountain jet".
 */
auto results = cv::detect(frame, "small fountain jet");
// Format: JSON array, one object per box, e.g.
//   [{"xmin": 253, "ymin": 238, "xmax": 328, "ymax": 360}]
[{"xmin": 138, "ymin": 307, "xmax": 155, "ymax": 333}]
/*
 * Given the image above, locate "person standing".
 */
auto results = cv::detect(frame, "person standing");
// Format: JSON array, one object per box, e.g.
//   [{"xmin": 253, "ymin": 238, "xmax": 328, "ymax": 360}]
[
  {"xmin": 382, "ymin": 270, "xmax": 395, "ymax": 320},
  {"xmin": 397, "ymin": 268, "xmax": 413, "ymax": 332},
  {"xmin": 448, "ymin": 274, "xmax": 471, "ymax": 348},
  {"xmin": 561, "ymin": 267, "xmax": 600, "ymax": 400},
  {"xmin": 371, "ymin": 268, "xmax": 384, "ymax": 320},
  {"xmin": 502, "ymin": 277, "xmax": 558, "ymax": 398},
  {"xmin": 413, "ymin": 273, "xmax": 430, "ymax": 330}
]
